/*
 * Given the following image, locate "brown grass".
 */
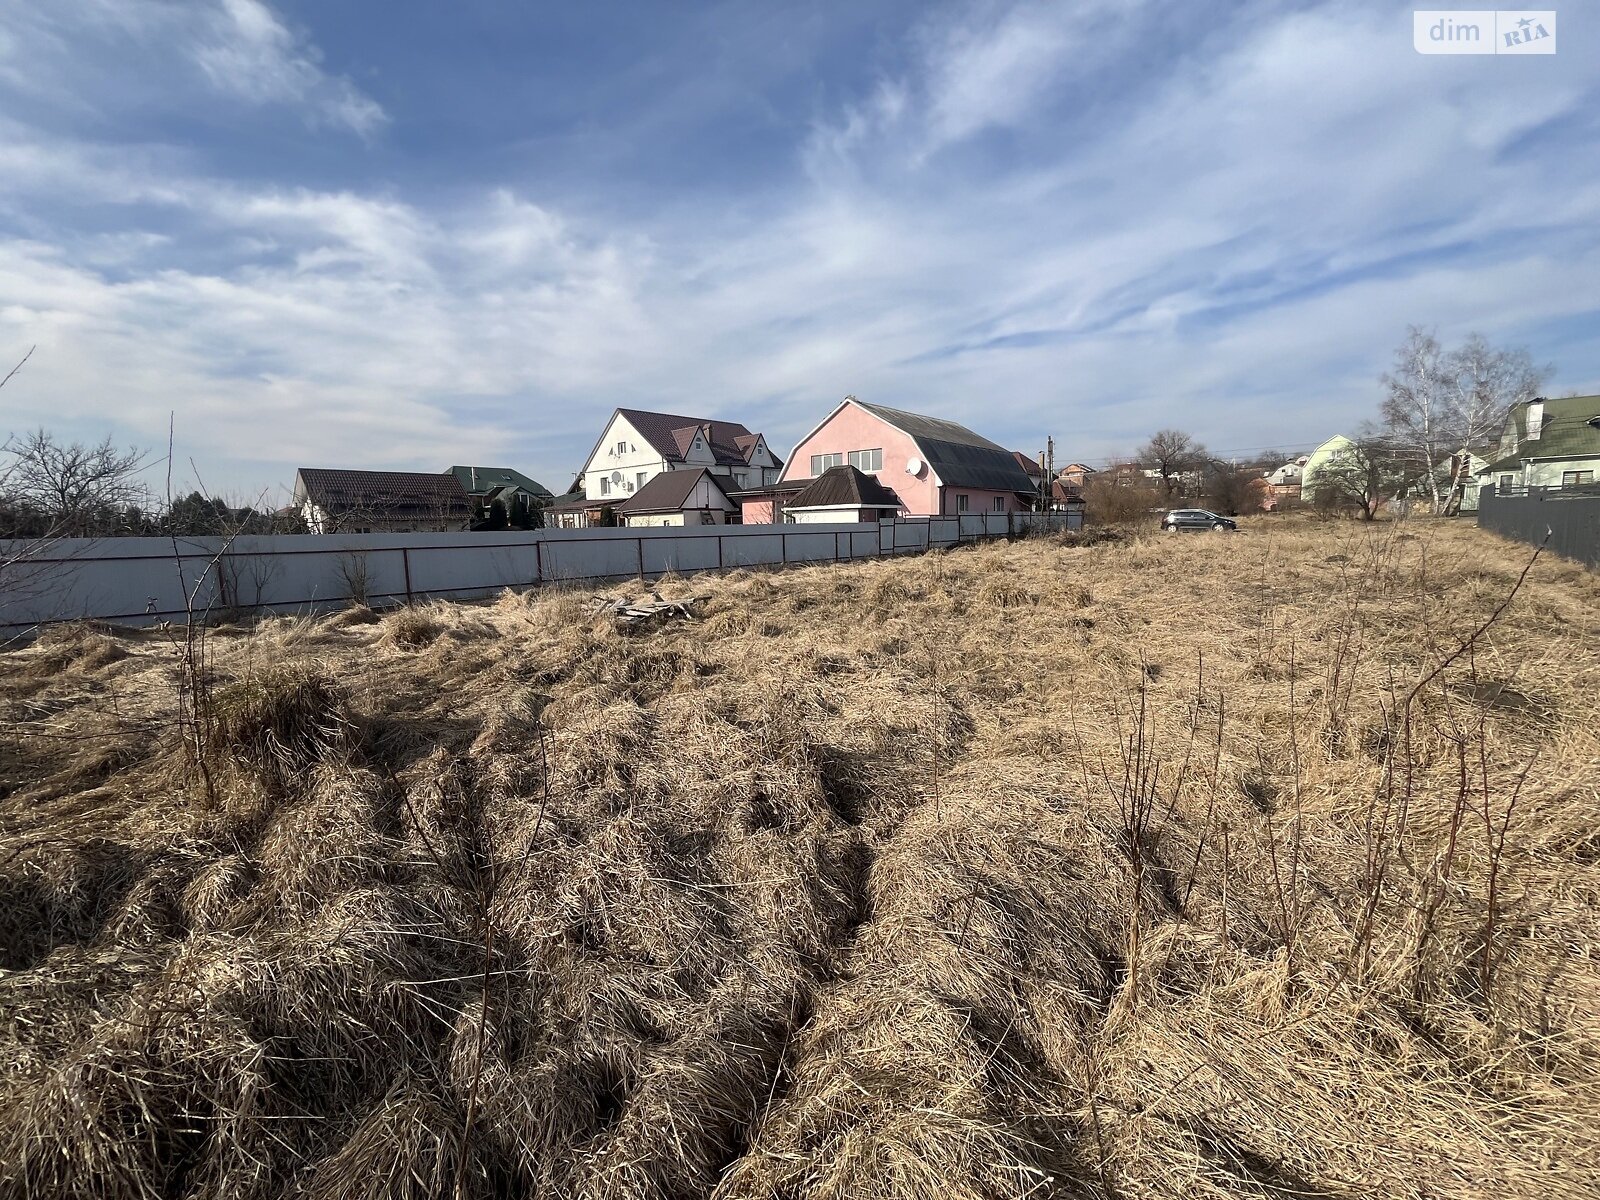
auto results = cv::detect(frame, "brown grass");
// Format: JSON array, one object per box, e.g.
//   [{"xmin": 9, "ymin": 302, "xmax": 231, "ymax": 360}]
[{"xmin": 1, "ymin": 515, "xmax": 1598, "ymax": 1199}]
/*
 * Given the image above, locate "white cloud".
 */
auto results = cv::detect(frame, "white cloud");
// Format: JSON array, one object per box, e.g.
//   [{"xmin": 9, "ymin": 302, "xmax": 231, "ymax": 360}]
[
  {"xmin": 1, "ymin": 1, "xmax": 1597, "ymax": 496},
  {"xmin": 193, "ymin": 0, "xmax": 386, "ymax": 135},
  {"xmin": 0, "ymin": 1, "xmax": 385, "ymax": 136}
]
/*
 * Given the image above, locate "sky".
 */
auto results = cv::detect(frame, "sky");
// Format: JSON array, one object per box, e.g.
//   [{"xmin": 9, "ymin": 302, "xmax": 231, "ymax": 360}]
[{"xmin": 0, "ymin": 0, "xmax": 1596, "ymax": 504}]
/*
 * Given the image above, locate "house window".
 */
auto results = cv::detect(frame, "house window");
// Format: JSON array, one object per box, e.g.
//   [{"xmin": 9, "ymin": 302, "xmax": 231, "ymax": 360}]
[
  {"xmin": 993, "ymin": 496, "xmax": 1005, "ymax": 512},
  {"xmin": 700, "ymin": 512, "xmax": 716, "ymax": 525},
  {"xmin": 637, "ymin": 471, "xmax": 648, "ymax": 489},
  {"xmin": 848, "ymin": 448, "xmax": 883, "ymax": 472},
  {"xmin": 810, "ymin": 453, "xmax": 843, "ymax": 476},
  {"xmin": 616, "ymin": 440, "xmax": 627, "ymax": 455},
  {"xmin": 600, "ymin": 478, "xmax": 611, "ymax": 496},
  {"xmin": 1498, "ymin": 474, "xmax": 1514, "ymax": 491},
  {"xmin": 1561, "ymin": 470, "xmax": 1594, "ymax": 486},
  {"xmin": 957, "ymin": 494, "xmax": 969, "ymax": 512}
]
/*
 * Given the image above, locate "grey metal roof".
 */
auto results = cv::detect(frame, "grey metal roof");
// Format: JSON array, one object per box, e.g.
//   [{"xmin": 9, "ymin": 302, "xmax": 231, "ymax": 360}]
[{"xmin": 853, "ymin": 401, "xmax": 1035, "ymax": 492}]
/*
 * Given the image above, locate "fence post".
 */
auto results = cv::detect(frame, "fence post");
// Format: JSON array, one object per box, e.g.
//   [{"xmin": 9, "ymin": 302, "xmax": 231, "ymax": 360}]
[{"xmin": 402, "ymin": 546, "xmax": 413, "ymax": 603}]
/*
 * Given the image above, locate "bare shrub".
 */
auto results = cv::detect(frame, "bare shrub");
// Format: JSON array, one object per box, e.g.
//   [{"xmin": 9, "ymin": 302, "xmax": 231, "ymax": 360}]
[{"xmin": 383, "ymin": 607, "xmax": 443, "ymax": 648}]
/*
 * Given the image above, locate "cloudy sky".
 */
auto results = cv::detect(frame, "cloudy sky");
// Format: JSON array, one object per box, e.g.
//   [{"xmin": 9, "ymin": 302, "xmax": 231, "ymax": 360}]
[{"xmin": 0, "ymin": 1, "xmax": 1595, "ymax": 501}]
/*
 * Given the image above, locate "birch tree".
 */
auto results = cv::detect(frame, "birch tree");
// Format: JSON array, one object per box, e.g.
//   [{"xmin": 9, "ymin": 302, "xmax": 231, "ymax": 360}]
[
  {"xmin": 1379, "ymin": 327, "xmax": 1451, "ymax": 510},
  {"xmin": 1439, "ymin": 334, "xmax": 1549, "ymax": 512}
]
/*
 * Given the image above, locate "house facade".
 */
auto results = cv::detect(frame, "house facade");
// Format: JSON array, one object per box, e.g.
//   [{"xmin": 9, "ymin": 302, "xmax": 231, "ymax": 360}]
[
  {"xmin": 1299, "ymin": 435, "xmax": 1357, "ymax": 505},
  {"xmin": 577, "ymin": 409, "xmax": 782, "ymax": 509},
  {"xmin": 1478, "ymin": 396, "xmax": 1600, "ymax": 492},
  {"xmin": 616, "ymin": 468, "xmax": 736, "ymax": 527},
  {"xmin": 777, "ymin": 397, "xmax": 1034, "ymax": 518},
  {"xmin": 292, "ymin": 469, "xmax": 471, "ymax": 534}
]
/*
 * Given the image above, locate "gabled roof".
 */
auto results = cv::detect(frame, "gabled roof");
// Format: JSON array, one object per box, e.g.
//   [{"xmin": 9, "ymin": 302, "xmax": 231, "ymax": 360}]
[
  {"xmin": 616, "ymin": 467, "xmax": 733, "ymax": 514},
  {"xmin": 447, "ymin": 466, "xmax": 553, "ymax": 500},
  {"xmin": 1486, "ymin": 395, "xmax": 1600, "ymax": 471},
  {"xmin": 1012, "ymin": 451, "xmax": 1044, "ymax": 480},
  {"xmin": 545, "ymin": 489, "xmax": 594, "ymax": 512},
  {"xmin": 848, "ymin": 399, "xmax": 1036, "ymax": 492},
  {"xmin": 295, "ymin": 469, "xmax": 470, "ymax": 517},
  {"xmin": 733, "ymin": 432, "xmax": 780, "ymax": 466},
  {"xmin": 787, "ymin": 465, "xmax": 905, "ymax": 510},
  {"xmin": 598, "ymin": 408, "xmax": 765, "ymax": 470},
  {"xmin": 1057, "ymin": 463, "xmax": 1097, "ymax": 476}
]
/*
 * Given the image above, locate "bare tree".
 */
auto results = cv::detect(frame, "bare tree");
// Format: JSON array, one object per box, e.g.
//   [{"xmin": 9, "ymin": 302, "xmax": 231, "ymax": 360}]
[
  {"xmin": 1439, "ymin": 334, "xmax": 1549, "ymax": 513},
  {"xmin": 1311, "ymin": 434, "xmax": 1410, "ymax": 521},
  {"xmin": 1380, "ymin": 328, "xmax": 1552, "ymax": 515},
  {"xmin": 1379, "ymin": 327, "xmax": 1453, "ymax": 511},
  {"xmin": 1139, "ymin": 429, "xmax": 1206, "ymax": 497},
  {"xmin": 2, "ymin": 429, "xmax": 150, "ymax": 537},
  {"xmin": 1202, "ymin": 460, "xmax": 1262, "ymax": 516}
]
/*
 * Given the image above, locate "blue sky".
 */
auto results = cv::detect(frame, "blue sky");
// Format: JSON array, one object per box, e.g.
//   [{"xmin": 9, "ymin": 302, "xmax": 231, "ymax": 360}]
[{"xmin": 1, "ymin": 0, "xmax": 1596, "ymax": 502}]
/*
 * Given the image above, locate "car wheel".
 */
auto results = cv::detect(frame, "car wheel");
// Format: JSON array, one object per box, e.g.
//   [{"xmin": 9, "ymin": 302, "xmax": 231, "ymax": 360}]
[{"xmin": 1213, "ymin": 522, "xmax": 1226, "ymax": 531}]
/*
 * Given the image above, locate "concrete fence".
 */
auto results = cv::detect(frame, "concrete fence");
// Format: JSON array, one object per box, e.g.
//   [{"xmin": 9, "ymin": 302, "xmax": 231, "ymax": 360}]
[
  {"xmin": 0, "ymin": 510, "xmax": 1082, "ymax": 636},
  {"xmin": 1477, "ymin": 483, "xmax": 1600, "ymax": 569}
]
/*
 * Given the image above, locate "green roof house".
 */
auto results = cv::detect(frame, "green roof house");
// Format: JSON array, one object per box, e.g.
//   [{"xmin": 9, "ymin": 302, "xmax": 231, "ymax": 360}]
[
  {"xmin": 1477, "ymin": 396, "xmax": 1600, "ymax": 491},
  {"xmin": 447, "ymin": 466, "xmax": 554, "ymax": 502}
]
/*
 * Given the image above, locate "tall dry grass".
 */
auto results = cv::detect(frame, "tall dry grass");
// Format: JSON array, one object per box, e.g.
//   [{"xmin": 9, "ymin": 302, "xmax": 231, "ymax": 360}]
[{"xmin": 1, "ymin": 516, "xmax": 1597, "ymax": 1199}]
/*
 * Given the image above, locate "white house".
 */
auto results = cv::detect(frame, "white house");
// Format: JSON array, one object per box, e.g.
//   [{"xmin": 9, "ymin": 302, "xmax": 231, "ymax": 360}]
[
  {"xmin": 577, "ymin": 408, "xmax": 782, "ymax": 509},
  {"xmin": 1477, "ymin": 395, "xmax": 1600, "ymax": 492}
]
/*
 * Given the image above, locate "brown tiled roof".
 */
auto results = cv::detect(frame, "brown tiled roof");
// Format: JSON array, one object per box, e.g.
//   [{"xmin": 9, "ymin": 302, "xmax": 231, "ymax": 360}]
[
  {"xmin": 295, "ymin": 469, "xmax": 470, "ymax": 518},
  {"xmin": 614, "ymin": 409, "xmax": 755, "ymax": 468},
  {"xmin": 1013, "ymin": 451, "xmax": 1044, "ymax": 479},
  {"xmin": 616, "ymin": 467, "xmax": 733, "ymax": 514},
  {"xmin": 732, "ymin": 432, "xmax": 782, "ymax": 467},
  {"xmin": 787, "ymin": 465, "xmax": 904, "ymax": 510}
]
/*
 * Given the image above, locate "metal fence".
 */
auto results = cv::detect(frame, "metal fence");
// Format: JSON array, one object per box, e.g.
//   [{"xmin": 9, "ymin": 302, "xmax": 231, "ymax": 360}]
[
  {"xmin": 0, "ymin": 510, "xmax": 1083, "ymax": 636},
  {"xmin": 1477, "ymin": 483, "xmax": 1600, "ymax": 568}
]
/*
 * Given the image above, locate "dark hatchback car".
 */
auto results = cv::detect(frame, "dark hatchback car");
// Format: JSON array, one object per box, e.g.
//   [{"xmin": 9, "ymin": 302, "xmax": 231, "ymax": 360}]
[{"xmin": 1161, "ymin": 508, "xmax": 1237, "ymax": 532}]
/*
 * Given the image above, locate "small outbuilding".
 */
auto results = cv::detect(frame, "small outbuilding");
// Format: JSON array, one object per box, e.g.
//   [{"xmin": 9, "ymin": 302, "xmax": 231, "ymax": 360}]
[
  {"xmin": 782, "ymin": 465, "xmax": 905, "ymax": 524},
  {"xmin": 616, "ymin": 467, "xmax": 737, "ymax": 527}
]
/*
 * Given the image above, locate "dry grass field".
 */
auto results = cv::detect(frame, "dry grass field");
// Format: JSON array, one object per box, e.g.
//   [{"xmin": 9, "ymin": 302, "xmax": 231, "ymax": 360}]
[{"xmin": 2, "ymin": 516, "xmax": 1598, "ymax": 1199}]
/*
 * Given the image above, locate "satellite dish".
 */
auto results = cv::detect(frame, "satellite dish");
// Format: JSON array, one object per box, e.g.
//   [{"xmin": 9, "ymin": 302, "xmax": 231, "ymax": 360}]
[
  {"xmin": 905, "ymin": 457, "xmax": 924, "ymax": 477},
  {"xmin": 611, "ymin": 471, "xmax": 623, "ymax": 484}
]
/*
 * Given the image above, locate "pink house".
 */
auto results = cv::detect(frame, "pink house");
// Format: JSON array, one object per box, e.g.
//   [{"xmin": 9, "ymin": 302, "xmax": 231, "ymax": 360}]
[{"xmin": 769, "ymin": 397, "xmax": 1035, "ymax": 519}]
